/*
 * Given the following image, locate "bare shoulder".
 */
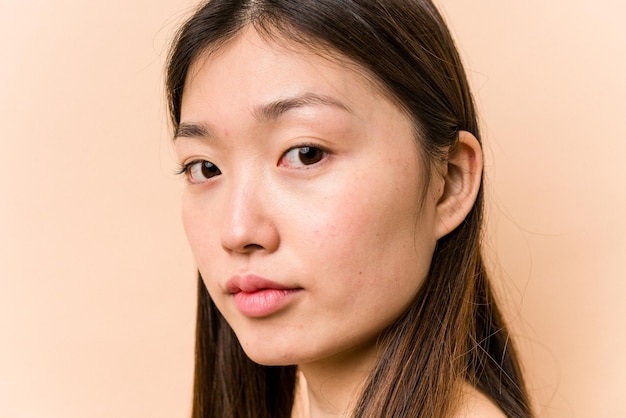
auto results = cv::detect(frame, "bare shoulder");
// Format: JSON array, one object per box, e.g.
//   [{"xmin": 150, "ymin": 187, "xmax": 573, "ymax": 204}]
[{"xmin": 453, "ymin": 382, "xmax": 507, "ymax": 418}]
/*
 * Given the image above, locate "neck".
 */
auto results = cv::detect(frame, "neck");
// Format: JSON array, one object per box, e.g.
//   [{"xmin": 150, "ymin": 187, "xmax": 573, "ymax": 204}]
[{"xmin": 297, "ymin": 341, "xmax": 379, "ymax": 418}]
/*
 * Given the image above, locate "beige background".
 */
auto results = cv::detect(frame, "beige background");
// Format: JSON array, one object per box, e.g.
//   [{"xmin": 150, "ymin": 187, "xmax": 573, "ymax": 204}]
[{"xmin": 1, "ymin": 1, "xmax": 624, "ymax": 417}]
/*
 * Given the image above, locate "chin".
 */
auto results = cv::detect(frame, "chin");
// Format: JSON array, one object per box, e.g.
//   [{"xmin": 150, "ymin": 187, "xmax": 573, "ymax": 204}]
[
  {"xmin": 242, "ymin": 349, "xmax": 298, "ymax": 367},
  {"xmin": 237, "ymin": 338, "xmax": 315, "ymax": 367}
]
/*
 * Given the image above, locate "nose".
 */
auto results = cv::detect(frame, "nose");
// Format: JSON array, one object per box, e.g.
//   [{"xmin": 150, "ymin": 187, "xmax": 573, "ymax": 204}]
[{"xmin": 220, "ymin": 174, "xmax": 280, "ymax": 255}]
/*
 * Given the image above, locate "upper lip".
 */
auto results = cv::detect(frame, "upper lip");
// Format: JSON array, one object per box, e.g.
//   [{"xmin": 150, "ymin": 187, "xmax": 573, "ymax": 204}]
[{"xmin": 225, "ymin": 273, "xmax": 297, "ymax": 294}]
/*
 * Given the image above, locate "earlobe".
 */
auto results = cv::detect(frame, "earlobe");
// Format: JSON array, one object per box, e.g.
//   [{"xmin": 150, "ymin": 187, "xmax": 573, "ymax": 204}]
[{"xmin": 434, "ymin": 131, "xmax": 483, "ymax": 239}]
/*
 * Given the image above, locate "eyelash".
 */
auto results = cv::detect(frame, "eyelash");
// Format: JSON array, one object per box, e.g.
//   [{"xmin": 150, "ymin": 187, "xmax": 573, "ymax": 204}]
[{"xmin": 175, "ymin": 161, "xmax": 196, "ymax": 176}]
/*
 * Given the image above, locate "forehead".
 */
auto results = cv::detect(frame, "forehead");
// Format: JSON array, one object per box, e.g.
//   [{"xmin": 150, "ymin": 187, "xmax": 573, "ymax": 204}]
[{"xmin": 182, "ymin": 25, "xmax": 393, "ymax": 110}]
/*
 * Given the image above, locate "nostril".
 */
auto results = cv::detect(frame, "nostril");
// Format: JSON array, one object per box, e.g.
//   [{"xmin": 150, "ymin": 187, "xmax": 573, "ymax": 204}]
[
  {"xmin": 221, "ymin": 242, "xmax": 268, "ymax": 255},
  {"xmin": 243, "ymin": 243, "xmax": 265, "ymax": 251}
]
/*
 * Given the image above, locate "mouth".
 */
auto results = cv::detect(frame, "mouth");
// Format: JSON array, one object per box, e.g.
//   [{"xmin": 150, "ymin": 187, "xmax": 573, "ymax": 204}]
[
  {"xmin": 226, "ymin": 274, "xmax": 296, "ymax": 294},
  {"xmin": 226, "ymin": 274, "xmax": 302, "ymax": 317}
]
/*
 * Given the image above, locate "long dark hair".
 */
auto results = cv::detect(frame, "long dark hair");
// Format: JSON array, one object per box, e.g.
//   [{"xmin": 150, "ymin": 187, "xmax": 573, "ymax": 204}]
[{"xmin": 166, "ymin": 1, "xmax": 533, "ymax": 417}]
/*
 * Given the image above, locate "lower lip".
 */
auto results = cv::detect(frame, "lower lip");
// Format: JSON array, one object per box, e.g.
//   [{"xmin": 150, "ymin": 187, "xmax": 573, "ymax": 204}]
[{"xmin": 233, "ymin": 289, "xmax": 301, "ymax": 317}]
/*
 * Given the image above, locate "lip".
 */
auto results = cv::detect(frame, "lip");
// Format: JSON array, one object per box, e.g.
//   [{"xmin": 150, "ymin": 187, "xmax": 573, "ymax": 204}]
[{"xmin": 226, "ymin": 274, "xmax": 302, "ymax": 317}]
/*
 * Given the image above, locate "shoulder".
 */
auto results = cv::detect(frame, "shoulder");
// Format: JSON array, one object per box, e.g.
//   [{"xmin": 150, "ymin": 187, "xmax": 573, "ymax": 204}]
[{"xmin": 452, "ymin": 382, "xmax": 507, "ymax": 418}]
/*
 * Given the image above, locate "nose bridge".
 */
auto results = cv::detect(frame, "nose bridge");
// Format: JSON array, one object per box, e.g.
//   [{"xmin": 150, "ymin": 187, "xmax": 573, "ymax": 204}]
[{"xmin": 220, "ymin": 165, "xmax": 278, "ymax": 254}]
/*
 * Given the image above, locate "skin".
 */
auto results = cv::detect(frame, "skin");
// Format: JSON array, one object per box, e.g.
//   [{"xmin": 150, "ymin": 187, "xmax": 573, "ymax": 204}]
[{"xmin": 175, "ymin": 27, "xmax": 487, "ymax": 418}]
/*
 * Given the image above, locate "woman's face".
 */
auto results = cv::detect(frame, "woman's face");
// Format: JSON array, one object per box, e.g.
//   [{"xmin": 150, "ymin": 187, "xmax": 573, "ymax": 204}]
[{"xmin": 175, "ymin": 28, "xmax": 444, "ymax": 367}]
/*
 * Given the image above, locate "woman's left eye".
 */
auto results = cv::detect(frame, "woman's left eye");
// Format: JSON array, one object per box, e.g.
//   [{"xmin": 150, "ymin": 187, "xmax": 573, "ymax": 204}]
[{"xmin": 280, "ymin": 146, "xmax": 327, "ymax": 168}]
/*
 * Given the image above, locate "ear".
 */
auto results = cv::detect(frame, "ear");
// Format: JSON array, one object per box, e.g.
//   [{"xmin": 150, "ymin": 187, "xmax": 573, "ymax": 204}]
[{"xmin": 434, "ymin": 131, "xmax": 483, "ymax": 239}]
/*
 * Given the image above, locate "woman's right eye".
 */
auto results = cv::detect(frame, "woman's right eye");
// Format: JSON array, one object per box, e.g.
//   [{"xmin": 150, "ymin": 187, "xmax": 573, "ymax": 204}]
[{"xmin": 178, "ymin": 160, "xmax": 222, "ymax": 184}]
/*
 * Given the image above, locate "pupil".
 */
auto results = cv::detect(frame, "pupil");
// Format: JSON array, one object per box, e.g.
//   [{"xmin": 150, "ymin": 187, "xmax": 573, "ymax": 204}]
[
  {"xmin": 299, "ymin": 147, "xmax": 322, "ymax": 165},
  {"xmin": 201, "ymin": 161, "xmax": 220, "ymax": 178}
]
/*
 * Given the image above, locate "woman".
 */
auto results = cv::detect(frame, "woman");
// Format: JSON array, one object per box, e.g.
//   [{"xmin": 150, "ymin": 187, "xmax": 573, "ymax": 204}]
[{"xmin": 166, "ymin": 0, "xmax": 533, "ymax": 417}]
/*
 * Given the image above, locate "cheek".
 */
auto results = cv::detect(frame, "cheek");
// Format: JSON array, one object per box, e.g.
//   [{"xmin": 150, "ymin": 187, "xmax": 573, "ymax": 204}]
[
  {"xmin": 181, "ymin": 195, "xmax": 219, "ymax": 266},
  {"xmin": 363, "ymin": 172, "xmax": 433, "ymax": 270},
  {"xmin": 300, "ymin": 175, "xmax": 431, "ymax": 287},
  {"xmin": 181, "ymin": 199, "xmax": 200, "ymax": 247},
  {"xmin": 304, "ymin": 193, "xmax": 370, "ymax": 258}
]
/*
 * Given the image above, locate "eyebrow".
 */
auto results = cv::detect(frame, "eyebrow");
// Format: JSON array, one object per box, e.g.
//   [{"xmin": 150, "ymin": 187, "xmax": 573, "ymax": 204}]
[
  {"xmin": 253, "ymin": 92, "xmax": 352, "ymax": 122},
  {"xmin": 174, "ymin": 121, "xmax": 215, "ymax": 140},
  {"xmin": 174, "ymin": 92, "xmax": 351, "ymax": 141}
]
